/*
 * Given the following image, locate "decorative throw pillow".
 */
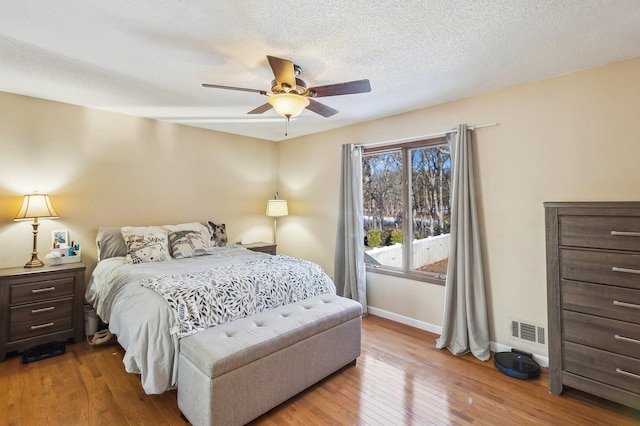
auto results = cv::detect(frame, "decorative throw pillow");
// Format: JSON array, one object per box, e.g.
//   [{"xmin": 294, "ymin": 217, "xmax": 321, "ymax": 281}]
[
  {"xmin": 121, "ymin": 227, "xmax": 171, "ymax": 264},
  {"xmin": 163, "ymin": 222, "xmax": 211, "ymax": 248},
  {"xmin": 207, "ymin": 221, "xmax": 228, "ymax": 247},
  {"xmin": 169, "ymin": 230, "xmax": 208, "ymax": 259}
]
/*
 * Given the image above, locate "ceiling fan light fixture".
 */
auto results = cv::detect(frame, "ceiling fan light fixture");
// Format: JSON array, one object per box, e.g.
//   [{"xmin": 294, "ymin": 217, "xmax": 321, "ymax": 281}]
[{"xmin": 268, "ymin": 93, "xmax": 310, "ymax": 118}]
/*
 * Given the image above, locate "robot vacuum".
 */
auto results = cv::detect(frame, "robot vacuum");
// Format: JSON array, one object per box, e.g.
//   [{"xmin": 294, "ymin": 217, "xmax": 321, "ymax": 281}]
[{"xmin": 494, "ymin": 349, "xmax": 540, "ymax": 379}]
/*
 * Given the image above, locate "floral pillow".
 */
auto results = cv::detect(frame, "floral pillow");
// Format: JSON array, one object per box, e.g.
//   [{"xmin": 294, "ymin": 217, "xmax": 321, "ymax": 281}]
[
  {"xmin": 121, "ymin": 227, "xmax": 171, "ymax": 264},
  {"xmin": 169, "ymin": 230, "xmax": 208, "ymax": 259}
]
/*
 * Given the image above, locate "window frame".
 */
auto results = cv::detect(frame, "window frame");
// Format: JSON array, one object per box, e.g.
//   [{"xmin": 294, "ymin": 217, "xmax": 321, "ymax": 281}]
[{"xmin": 363, "ymin": 136, "xmax": 449, "ymax": 286}]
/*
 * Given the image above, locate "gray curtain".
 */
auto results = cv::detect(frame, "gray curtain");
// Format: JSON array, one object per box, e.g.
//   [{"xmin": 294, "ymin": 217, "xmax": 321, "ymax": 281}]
[
  {"xmin": 435, "ymin": 124, "xmax": 490, "ymax": 360},
  {"xmin": 334, "ymin": 144, "xmax": 367, "ymax": 313}
]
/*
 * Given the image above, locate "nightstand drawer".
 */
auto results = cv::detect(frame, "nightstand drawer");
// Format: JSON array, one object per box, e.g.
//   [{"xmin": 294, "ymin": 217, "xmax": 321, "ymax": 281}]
[
  {"xmin": 10, "ymin": 277, "xmax": 75, "ymax": 304},
  {"xmin": 9, "ymin": 315, "xmax": 73, "ymax": 341},
  {"xmin": 10, "ymin": 297, "xmax": 74, "ymax": 324}
]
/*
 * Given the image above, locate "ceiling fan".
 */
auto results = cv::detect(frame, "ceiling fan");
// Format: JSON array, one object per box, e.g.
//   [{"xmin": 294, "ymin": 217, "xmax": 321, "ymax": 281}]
[{"xmin": 202, "ymin": 55, "xmax": 371, "ymax": 121}]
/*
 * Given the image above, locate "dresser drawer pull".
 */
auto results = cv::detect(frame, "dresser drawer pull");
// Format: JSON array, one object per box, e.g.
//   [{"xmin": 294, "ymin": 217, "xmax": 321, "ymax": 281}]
[
  {"xmin": 614, "ymin": 334, "xmax": 640, "ymax": 344},
  {"xmin": 31, "ymin": 306, "xmax": 55, "ymax": 314},
  {"xmin": 611, "ymin": 231, "xmax": 640, "ymax": 237},
  {"xmin": 611, "ymin": 266, "xmax": 640, "ymax": 275},
  {"xmin": 30, "ymin": 322, "xmax": 54, "ymax": 330},
  {"xmin": 31, "ymin": 286, "xmax": 56, "ymax": 294},
  {"xmin": 613, "ymin": 300, "xmax": 640, "ymax": 310},
  {"xmin": 616, "ymin": 368, "xmax": 640, "ymax": 380}
]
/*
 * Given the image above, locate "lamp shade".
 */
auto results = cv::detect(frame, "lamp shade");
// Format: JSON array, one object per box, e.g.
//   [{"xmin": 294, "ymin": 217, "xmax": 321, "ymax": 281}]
[
  {"xmin": 266, "ymin": 199, "xmax": 288, "ymax": 217},
  {"xmin": 14, "ymin": 193, "xmax": 59, "ymax": 221},
  {"xmin": 267, "ymin": 93, "xmax": 310, "ymax": 118}
]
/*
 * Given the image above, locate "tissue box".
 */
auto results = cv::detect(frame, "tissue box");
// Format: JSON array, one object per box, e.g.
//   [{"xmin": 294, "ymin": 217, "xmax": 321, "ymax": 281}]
[{"xmin": 48, "ymin": 247, "xmax": 82, "ymax": 265}]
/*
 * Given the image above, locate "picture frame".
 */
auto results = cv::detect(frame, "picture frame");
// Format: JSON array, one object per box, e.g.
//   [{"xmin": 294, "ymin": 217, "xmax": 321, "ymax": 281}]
[{"xmin": 52, "ymin": 230, "xmax": 69, "ymax": 248}]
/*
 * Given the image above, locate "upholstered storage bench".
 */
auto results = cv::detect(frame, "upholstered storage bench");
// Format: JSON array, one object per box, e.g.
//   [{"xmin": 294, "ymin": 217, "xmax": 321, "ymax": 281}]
[{"xmin": 177, "ymin": 294, "xmax": 362, "ymax": 426}]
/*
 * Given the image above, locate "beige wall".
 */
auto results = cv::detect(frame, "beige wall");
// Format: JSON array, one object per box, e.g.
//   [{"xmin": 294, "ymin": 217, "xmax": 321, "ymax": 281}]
[
  {"xmin": 277, "ymin": 56, "xmax": 640, "ymax": 357},
  {"xmin": 0, "ymin": 92, "xmax": 278, "ymax": 276},
  {"xmin": 2, "ymin": 56, "xmax": 638, "ymax": 359}
]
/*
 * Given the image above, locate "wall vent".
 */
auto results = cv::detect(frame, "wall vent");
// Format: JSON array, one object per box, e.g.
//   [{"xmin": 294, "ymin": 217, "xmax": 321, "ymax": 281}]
[{"xmin": 510, "ymin": 319, "xmax": 545, "ymax": 345}]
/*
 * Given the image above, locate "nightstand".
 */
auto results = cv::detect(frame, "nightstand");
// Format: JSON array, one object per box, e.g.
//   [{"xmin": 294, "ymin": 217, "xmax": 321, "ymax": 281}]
[
  {"xmin": 0, "ymin": 263, "xmax": 86, "ymax": 361},
  {"xmin": 242, "ymin": 242, "xmax": 277, "ymax": 255}
]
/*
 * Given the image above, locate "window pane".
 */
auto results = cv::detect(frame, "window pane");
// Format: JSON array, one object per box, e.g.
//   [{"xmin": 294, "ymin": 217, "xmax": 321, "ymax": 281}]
[
  {"xmin": 410, "ymin": 145, "xmax": 450, "ymax": 276},
  {"xmin": 363, "ymin": 151, "xmax": 403, "ymax": 270},
  {"xmin": 363, "ymin": 138, "xmax": 450, "ymax": 282}
]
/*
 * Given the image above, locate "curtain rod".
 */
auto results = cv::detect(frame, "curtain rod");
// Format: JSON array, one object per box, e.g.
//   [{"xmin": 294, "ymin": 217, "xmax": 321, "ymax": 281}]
[{"xmin": 354, "ymin": 122, "xmax": 499, "ymax": 149}]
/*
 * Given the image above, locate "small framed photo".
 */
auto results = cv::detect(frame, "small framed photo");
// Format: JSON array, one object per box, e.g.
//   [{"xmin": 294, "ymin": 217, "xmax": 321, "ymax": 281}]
[{"xmin": 52, "ymin": 230, "xmax": 69, "ymax": 248}]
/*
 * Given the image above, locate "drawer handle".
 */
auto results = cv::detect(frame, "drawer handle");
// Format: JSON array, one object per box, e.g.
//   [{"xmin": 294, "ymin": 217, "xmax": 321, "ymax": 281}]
[
  {"xmin": 31, "ymin": 286, "xmax": 56, "ymax": 294},
  {"xmin": 613, "ymin": 300, "xmax": 640, "ymax": 310},
  {"xmin": 614, "ymin": 334, "xmax": 640, "ymax": 344},
  {"xmin": 615, "ymin": 368, "xmax": 640, "ymax": 380},
  {"xmin": 31, "ymin": 306, "xmax": 55, "ymax": 314},
  {"xmin": 611, "ymin": 266, "xmax": 640, "ymax": 275},
  {"xmin": 30, "ymin": 322, "xmax": 54, "ymax": 330},
  {"xmin": 611, "ymin": 231, "xmax": 640, "ymax": 237}
]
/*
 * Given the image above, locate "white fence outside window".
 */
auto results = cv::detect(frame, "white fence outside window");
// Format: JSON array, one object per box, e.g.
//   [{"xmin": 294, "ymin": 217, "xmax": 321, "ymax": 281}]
[{"xmin": 366, "ymin": 233, "xmax": 450, "ymax": 269}]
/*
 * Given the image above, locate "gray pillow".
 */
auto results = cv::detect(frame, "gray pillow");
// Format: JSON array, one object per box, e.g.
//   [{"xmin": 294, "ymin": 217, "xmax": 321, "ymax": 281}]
[{"xmin": 96, "ymin": 227, "xmax": 127, "ymax": 261}]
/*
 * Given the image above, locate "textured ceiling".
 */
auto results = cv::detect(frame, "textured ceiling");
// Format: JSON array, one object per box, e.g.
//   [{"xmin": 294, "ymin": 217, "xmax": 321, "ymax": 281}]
[{"xmin": 2, "ymin": 1, "xmax": 640, "ymax": 141}]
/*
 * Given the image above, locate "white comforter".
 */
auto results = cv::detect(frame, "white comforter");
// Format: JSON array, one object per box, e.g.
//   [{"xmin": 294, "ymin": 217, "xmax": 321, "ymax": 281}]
[{"xmin": 86, "ymin": 245, "xmax": 335, "ymax": 394}]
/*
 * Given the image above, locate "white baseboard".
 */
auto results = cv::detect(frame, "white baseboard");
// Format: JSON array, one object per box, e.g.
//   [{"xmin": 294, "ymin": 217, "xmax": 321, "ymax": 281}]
[
  {"xmin": 367, "ymin": 306, "xmax": 549, "ymax": 367},
  {"xmin": 491, "ymin": 341, "xmax": 549, "ymax": 367},
  {"xmin": 367, "ymin": 306, "xmax": 442, "ymax": 335}
]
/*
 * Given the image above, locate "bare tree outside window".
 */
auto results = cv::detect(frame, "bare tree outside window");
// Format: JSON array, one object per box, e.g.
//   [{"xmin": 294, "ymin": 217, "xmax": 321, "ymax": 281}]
[{"xmin": 363, "ymin": 138, "xmax": 451, "ymax": 281}]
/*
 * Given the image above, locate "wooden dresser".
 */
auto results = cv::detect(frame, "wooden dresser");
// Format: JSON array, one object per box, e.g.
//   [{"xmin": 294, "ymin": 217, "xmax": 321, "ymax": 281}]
[
  {"xmin": 545, "ymin": 202, "xmax": 640, "ymax": 410},
  {"xmin": 0, "ymin": 263, "xmax": 86, "ymax": 361}
]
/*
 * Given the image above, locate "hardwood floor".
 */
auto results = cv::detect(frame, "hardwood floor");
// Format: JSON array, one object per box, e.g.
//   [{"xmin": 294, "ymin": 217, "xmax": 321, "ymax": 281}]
[{"xmin": 1, "ymin": 315, "xmax": 638, "ymax": 425}]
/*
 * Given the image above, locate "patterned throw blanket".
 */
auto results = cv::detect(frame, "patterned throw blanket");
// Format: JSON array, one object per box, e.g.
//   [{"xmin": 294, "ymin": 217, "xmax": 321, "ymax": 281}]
[{"xmin": 140, "ymin": 255, "xmax": 336, "ymax": 338}]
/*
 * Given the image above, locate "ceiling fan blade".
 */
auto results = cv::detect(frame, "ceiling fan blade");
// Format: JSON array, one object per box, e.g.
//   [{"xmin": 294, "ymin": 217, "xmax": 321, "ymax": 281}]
[
  {"xmin": 202, "ymin": 83, "xmax": 267, "ymax": 95},
  {"xmin": 267, "ymin": 55, "xmax": 296, "ymax": 90},
  {"xmin": 247, "ymin": 103, "xmax": 273, "ymax": 114},
  {"xmin": 308, "ymin": 79, "xmax": 371, "ymax": 97},
  {"xmin": 305, "ymin": 99, "xmax": 339, "ymax": 117}
]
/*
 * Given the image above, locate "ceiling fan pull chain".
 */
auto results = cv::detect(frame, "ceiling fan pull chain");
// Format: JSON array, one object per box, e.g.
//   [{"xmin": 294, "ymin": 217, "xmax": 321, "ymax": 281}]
[{"xmin": 285, "ymin": 115, "xmax": 290, "ymax": 136}]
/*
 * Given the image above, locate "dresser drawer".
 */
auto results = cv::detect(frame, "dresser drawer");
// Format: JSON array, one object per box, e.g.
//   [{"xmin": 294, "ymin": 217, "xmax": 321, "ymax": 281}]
[
  {"xmin": 565, "ymin": 341, "xmax": 640, "ymax": 394},
  {"xmin": 560, "ymin": 249, "xmax": 640, "ymax": 290},
  {"xmin": 9, "ymin": 315, "xmax": 73, "ymax": 341},
  {"xmin": 562, "ymin": 280, "xmax": 640, "ymax": 323},
  {"xmin": 563, "ymin": 311, "xmax": 640, "ymax": 358},
  {"xmin": 559, "ymin": 215, "xmax": 640, "ymax": 251},
  {"xmin": 9, "ymin": 297, "xmax": 74, "ymax": 324},
  {"xmin": 10, "ymin": 276, "xmax": 75, "ymax": 304}
]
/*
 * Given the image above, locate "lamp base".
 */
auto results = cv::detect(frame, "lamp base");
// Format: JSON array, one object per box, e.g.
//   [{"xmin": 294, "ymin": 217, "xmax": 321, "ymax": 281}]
[
  {"xmin": 24, "ymin": 255, "xmax": 44, "ymax": 268},
  {"xmin": 24, "ymin": 220, "xmax": 45, "ymax": 268}
]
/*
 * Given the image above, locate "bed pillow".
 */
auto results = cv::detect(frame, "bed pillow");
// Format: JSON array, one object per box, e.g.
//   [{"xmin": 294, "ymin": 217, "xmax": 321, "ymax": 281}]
[
  {"xmin": 96, "ymin": 227, "xmax": 128, "ymax": 261},
  {"xmin": 121, "ymin": 226, "xmax": 171, "ymax": 264},
  {"xmin": 163, "ymin": 222, "xmax": 211, "ymax": 248},
  {"xmin": 207, "ymin": 221, "xmax": 228, "ymax": 247},
  {"xmin": 169, "ymin": 230, "xmax": 208, "ymax": 259}
]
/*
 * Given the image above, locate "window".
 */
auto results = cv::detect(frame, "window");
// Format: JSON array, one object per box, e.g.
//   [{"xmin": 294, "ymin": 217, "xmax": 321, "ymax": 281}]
[{"xmin": 363, "ymin": 137, "xmax": 451, "ymax": 283}]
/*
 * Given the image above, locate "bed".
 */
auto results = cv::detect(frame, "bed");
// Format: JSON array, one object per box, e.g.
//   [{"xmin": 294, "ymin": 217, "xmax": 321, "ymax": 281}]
[{"xmin": 85, "ymin": 223, "xmax": 336, "ymax": 394}]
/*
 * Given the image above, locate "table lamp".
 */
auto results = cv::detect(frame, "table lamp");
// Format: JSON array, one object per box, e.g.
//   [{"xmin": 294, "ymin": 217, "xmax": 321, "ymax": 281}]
[
  {"xmin": 14, "ymin": 192, "xmax": 59, "ymax": 268},
  {"xmin": 266, "ymin": 193, "xmax": 288, "ymax": 244}
]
